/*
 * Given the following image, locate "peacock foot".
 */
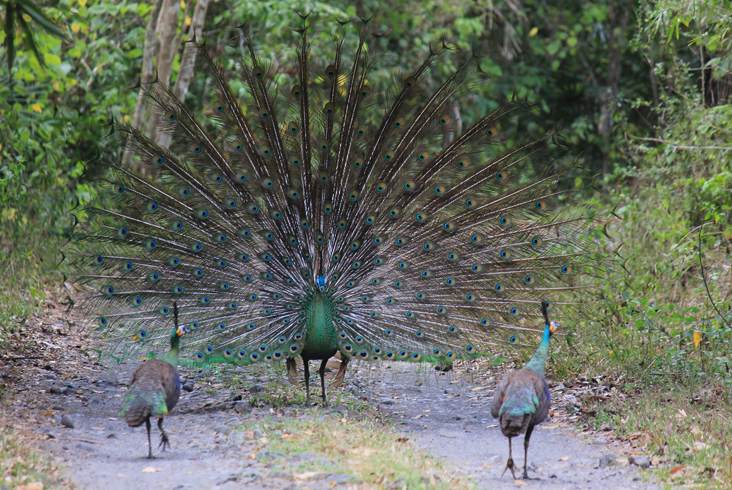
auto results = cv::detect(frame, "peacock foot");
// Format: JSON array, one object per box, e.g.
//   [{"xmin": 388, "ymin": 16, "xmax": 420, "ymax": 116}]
[
  {"xmin": 330, "ymin": 363, "xmax": 347, "ymax": 388},
  {"xmin": 286, "ymin": 359, "xmax": 300, "ymax": 386},
  {"xmin": 159, "ymin": 432, "xmax": 170, "ymax": 451},
  {"xmin": 500, "ymin": 457, "xmax": 517, "ymax": 479}
]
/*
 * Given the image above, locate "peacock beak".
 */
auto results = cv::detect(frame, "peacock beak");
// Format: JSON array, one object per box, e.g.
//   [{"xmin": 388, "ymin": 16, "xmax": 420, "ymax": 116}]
[{"xmin": 549, "ymin": 321, "xmax": 558, "ymax": 334}]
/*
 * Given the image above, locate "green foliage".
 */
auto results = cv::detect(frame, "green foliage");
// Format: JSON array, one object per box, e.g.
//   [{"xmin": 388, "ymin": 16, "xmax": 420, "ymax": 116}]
[
  {"xmin": 0, "ymin": 0, "xmax": 149, "ymax": 323},
  {"xmin": 547, "ymin": 0, "xmax": 732, "ymax": 393},
  {"xmin": 0, "ymin": 0, "xmax": 67, "ymax": 74}
]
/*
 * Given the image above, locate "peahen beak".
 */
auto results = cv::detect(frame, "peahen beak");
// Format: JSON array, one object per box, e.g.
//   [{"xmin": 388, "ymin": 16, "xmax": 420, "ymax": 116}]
[{"xmin": 549, "ymin": 321, "xmax": 558, "ymax": 334}]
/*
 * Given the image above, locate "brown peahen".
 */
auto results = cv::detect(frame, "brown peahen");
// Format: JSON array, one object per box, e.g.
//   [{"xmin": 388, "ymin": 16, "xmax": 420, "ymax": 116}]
[
  {"xmin": 71, "ymin": 18, "xmax": 599, "ymax": 406},
  {"xmin": 491, "ymin": 301, "xmax": 556, "ymax": 480},
  {"xmin": 119, "ymin": 303, "xmax": 187, "ymax": 458}
]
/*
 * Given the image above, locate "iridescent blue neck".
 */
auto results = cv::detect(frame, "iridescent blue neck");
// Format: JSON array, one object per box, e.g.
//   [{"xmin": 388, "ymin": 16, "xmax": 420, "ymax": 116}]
[
  {"xmin": 524, "ymin": 323, "xmax": 552, "ymax": 375},
  {"xmin": 163, "ymin": 329, "xmax": 181, "ymax": 365}
]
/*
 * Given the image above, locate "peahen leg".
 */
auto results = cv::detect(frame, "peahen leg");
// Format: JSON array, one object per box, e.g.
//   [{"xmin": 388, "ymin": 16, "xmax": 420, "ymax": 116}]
[
  {"xmin": 501, "ymin": 436, "xmax": 517, "ymax": 479},
  {"xmin": 330, "ymin": 355, "xmax": 349, "ymax": 388},
  {"xmin": 523, "ymin": 425, "xmax": 535, "ymax": 479},
  {"xmin": 286, "ymin": 358, "xmax": 299, "ymax": 386},
  {"xmin": 318, "ymin": 358, "xmax": 328, "ymax": 406},
  {"xmin": 303, "ymin": 358, "xmax": 311, "ymax": 407},
  {"xmin": 158, "ymin": 417, "xmax": 170, "ymax": 452},
  {"xmin": 145, "ymin": 417, "xmax": 153, "ymax": 459}
]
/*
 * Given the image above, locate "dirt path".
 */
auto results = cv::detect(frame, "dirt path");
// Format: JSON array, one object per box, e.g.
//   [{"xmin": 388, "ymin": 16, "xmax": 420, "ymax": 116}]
[
  {"xmin": 33, "ymin": 362, "xmax": 364, "ymax": 490},
  {"xmin": 29, "ymin": 363, "xmax": 655, "ymax": 490},
  {"xmin": 352, "ymin": 364, "xmax": 656, "ymax": 489},
  {"xmin": 3, "ymin": 299, "xmax": 658, "ymax": 489}
]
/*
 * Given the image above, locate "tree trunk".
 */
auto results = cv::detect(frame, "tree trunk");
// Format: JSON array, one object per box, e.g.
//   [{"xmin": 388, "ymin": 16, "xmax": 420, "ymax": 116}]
[
  {"xmin": 597, "ymin": 0, "xmax": 633, "ymax": 175},
  {"xmin": 157, "ymin": 0, "xmax": 211, "ymax": 150},
  {"xmin": 149, "ymin": 0, "xmax": 182, "ymax": 144},
  {"xmin": 122, "ymin": 0, "xmax": 164, "ymax": 170}
]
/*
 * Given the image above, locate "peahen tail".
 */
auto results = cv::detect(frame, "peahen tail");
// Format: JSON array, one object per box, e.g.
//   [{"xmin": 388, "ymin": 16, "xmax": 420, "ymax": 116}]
[
  {"xmin": 71, "ymin": 19, "xmax": 601, "ymax": 367},
  {"xmin": 119, "ymin": 383, "xmax": 168, "ymax": 427}
]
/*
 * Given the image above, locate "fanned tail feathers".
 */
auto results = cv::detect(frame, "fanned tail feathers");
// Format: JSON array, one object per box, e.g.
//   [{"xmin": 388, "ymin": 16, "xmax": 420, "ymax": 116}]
[{"xmin": 71, "ymin": 19, "xmax": 601, "ymax": 367}]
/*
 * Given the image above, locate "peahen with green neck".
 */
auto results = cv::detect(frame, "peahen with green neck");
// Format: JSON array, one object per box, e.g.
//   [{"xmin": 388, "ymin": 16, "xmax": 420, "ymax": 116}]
[
  {"xmin": 491, "ymin": 301, "xmax": 557, "ymax": 480},
  {"xmin": 72, "ymin": 18, "xmax": 599, "ymax": 406},
  {"xmin": 119, "ymin": 303, "xmax": 187, "ymax": 458}
]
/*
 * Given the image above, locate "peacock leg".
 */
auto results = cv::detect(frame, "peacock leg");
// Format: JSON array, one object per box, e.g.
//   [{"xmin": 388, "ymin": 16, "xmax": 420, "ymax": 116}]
[
  {"xmin": 145, "ymin": 417, "xmax": 153, "ymax": 459},
  {"xmin": 286, "ymin": 358, "xmax": 299, "ymax": 386},
  {"xmin": 501, "ymin": 436, "xmax": 516, "ymax": 479},
  {"xmin": 330, "ymin": 355, "xmax": 349, "ymax": 388},
  {"xmin": 303, "ymin": 358, "xmax": 311, "ymax": 407},
  {"xmin": 158, "ymin": 417, "xmax": 170, "ymax": 451},
  {"xmin": 522, "ymin": 425, "xmax": 535, "ymax": 479},
  {"xmin": 318, "ymin": 358, "xmax": 328, "ymax": 406}
]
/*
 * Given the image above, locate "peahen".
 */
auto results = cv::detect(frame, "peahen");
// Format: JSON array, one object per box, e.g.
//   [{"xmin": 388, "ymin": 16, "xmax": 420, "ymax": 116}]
[
  {"xmin": 119, "ymin": 303, "xmax": 187, "ymax": 458},
  {"xmin": 490, "ymin": 301, "xmax": 556, "ymax": 480},
  {"xmin": 72, "ymin": 18, "xmax": 598, "ymax": 406}
]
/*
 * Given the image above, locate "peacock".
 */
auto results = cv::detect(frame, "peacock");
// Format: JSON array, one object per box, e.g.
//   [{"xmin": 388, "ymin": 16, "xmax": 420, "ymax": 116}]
[
  {"xmin": 71, "ymin": 18, "xmax": 599, "ymax": 406},
  {"xmin": 490, "ymin": 301, "xmax": 556, "ymax": 480},
  {"xmin": 118, "ymin": 303, "xmax": 187, "ymax": 458}
]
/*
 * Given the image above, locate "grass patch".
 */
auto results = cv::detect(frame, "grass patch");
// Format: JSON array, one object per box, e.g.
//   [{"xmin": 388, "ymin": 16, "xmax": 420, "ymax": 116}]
[
  {"xmin": 0, "ymin": 413, "xmax": 76, "ymax": 490},
  {"xmin": 240, "ymin": 414, "xmax": 472, "ymax": 489},
  {"xmin": 198, "ymin": 363, "xmax": 470, "ymax": 488},
  {"xmin": 588, "ymin": 382, "xmax": 732, "ymax": 488}
]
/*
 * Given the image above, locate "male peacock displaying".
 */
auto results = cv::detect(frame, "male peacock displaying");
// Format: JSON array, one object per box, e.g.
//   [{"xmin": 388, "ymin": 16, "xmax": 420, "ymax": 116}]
[
  {"xmin": 119, "ymin": 303, "xmax": 187, "ymax": 458},
  {"xmin": 491, "ymin": 301, "xmax": 556, "ymax": 480},
  {"xmin": 73, "ymin": 18, "xmax": 598, "ymax": 406}
]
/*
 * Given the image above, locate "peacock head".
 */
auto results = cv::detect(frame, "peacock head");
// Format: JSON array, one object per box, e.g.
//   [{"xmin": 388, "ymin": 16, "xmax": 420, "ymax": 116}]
[
  {"xmin": 316, "ymin": 275, "xmax": 326, "ymax": 292},
  {"xmin": 174, "ymin": 325, "xmax": 188, "ymax": 338},
  {"xmin": 540, "ymin": 301, "xmax": 558, "ymax": 335}
]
